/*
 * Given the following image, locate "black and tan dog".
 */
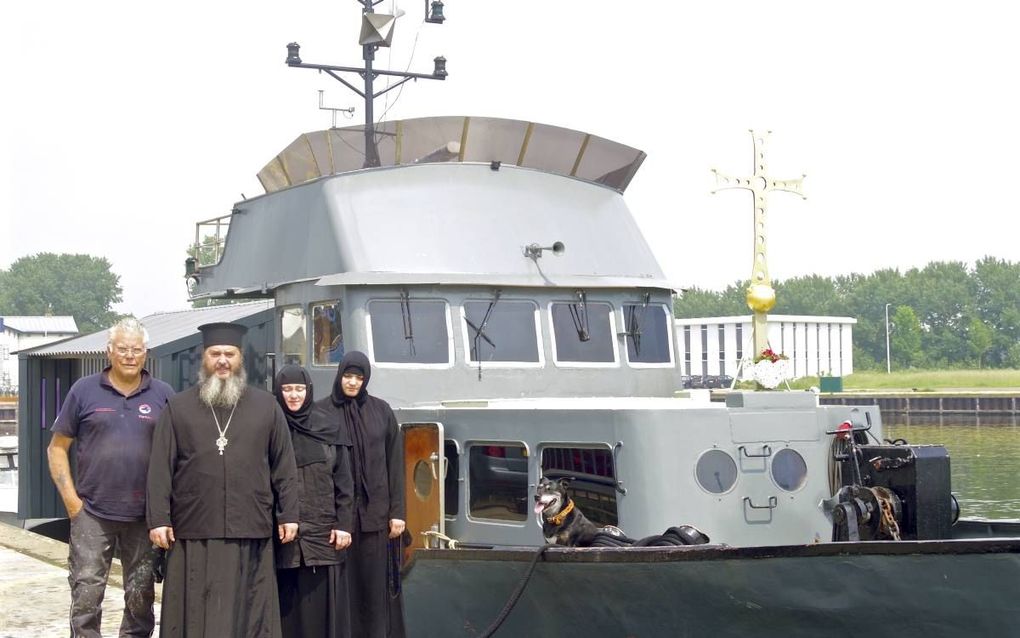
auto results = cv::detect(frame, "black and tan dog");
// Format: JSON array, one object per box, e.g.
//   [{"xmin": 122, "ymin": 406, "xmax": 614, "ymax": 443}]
[
  {"xmin": 534, "ymin": 476, "xmax": 711, "ymax": 548},
  {"xmin": 534, "ymin": 477, "xmax": 622, "ymax": 546}
]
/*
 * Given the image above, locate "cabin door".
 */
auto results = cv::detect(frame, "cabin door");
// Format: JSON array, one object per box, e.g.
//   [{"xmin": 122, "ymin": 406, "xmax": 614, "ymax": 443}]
[{"xmin": 400, "ymin": 422, "xmax": 444, "ymax": 564}]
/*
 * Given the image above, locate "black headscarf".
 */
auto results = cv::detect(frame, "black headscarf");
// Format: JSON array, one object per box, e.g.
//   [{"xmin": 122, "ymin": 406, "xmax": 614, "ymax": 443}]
[
  {"xmin": 331, "ymin": 351, "xmax": 372, "ymax": 501},
  {"xmin": 274, "ymin": 364, "xmax": 337, "ymax": 466}
]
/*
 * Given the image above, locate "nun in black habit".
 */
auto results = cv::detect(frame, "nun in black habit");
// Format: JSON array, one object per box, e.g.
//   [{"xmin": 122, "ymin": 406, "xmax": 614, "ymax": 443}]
[
  {"xmin": 316, "ymin": 351, "xmax": 406, "ymax": 638},
  {"xmin": 273, "ymin": 365, "xmax": 355, "ymax": 638}
]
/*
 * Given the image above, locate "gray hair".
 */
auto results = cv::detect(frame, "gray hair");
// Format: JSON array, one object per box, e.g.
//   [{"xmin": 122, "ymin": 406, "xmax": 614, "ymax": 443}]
[{"xmin": 107, "ymin": 318, "xmax": 150, "ymax": 347}]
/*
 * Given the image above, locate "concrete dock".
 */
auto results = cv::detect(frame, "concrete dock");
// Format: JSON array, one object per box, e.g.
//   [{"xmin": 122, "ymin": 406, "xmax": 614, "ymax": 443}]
[{"xmin": 0, "ymin": 522, "xmax": 161, "ymax": 637}]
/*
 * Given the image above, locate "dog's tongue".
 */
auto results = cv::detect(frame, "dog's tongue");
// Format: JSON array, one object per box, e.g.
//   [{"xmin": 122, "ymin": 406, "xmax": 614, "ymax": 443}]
[{"xmin": 534, "ymin": 500, "xmax": 547, "ymax": 515}]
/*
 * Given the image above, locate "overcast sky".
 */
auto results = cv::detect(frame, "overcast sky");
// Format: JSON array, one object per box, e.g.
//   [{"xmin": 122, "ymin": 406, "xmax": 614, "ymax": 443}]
[{"xmin": 3, "ymin": 1, "xmax": 1017, "ymax": 318}]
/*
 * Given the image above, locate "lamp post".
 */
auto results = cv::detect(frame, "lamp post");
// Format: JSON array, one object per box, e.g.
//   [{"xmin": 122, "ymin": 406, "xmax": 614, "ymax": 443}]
[
  {"xmin": 884, "ymin": 303, "xmax": 892, "ymax": 374},
  {"xmin": 286, "ymin": 0, "xmax": 447, "ymax": 168}
]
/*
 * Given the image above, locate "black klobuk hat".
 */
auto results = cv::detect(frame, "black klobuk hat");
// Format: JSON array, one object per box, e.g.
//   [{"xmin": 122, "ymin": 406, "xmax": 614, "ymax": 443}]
[{"xmin": 197, "ymin": 322, "xmax": 248, "ymax": 349}]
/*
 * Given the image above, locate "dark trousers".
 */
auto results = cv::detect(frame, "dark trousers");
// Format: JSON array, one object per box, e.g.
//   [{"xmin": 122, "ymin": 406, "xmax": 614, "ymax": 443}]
[{"xmin": 67, "ymin": 509, "xmax": 157, "ymax": 638}]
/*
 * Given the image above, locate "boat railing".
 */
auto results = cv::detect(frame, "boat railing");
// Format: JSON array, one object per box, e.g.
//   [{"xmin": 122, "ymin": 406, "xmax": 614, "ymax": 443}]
[{"xmin": 190, "ymin": 214, "xmax": 232, "ymax": 267}]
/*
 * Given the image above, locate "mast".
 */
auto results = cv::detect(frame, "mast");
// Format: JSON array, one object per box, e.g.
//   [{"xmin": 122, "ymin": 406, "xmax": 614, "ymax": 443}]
[{"xmin": 285, "ymin": 0, "xmax": 448, "ymax": 168}]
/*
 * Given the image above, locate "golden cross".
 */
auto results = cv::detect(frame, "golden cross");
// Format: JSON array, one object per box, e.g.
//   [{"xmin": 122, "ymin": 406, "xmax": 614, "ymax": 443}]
[{"xmin": 711, "ymin": 130, "xmax": 805, "ymax": 356}]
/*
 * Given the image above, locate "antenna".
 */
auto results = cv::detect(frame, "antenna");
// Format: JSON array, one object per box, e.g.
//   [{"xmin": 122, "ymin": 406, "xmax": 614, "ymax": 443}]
[
  {"xmin": 286, "ymin": 1, "xmax": 448, "ymax": 168},
  {"xmin": 318, "ymin": 90, "xmax": 355, "ymax": 129}
]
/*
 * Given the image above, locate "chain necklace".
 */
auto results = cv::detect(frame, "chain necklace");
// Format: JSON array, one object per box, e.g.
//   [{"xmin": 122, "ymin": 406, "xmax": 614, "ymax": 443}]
[{"xmin": 210, "ymin": 404, "xmax": 238, "ymax": 455}]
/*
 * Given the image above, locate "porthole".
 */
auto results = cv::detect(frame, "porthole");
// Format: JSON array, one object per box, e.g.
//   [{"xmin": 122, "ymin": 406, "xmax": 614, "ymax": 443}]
[
  {"xmin": 771, "ymin": 448, "xmax": 808, "ymax": 492},
  {"xmin": 413, "ymin": 460, "xmax": 433, "ymax": 501},
  {"xmin": 696, "ymin": 449, "xmax": 738, "ymax": 494}
]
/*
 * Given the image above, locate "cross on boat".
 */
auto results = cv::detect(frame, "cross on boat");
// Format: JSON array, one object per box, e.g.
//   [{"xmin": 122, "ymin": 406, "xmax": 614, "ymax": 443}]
[{"xmin": 711, "ymin": 129, "xmax": 806, "ymax": 356}]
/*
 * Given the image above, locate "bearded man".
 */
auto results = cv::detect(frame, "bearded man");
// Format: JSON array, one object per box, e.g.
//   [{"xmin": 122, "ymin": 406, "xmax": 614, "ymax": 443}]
[{"xmin": 146, "ymin": 322, "xmax": 299, "ymax": 638}]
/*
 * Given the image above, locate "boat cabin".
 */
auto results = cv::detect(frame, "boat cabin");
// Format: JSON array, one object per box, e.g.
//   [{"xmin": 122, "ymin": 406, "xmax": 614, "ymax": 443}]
[{"xmin": 188, "ymin": 116, "xmax": 884, "ymax": 549}]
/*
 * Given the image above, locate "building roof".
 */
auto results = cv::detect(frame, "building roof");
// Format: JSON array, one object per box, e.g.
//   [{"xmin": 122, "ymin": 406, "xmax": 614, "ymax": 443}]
[
  {"xmin": 0, "ymin": 316, "xmax": 78, "ymax": 334},
  {"xmin": 22, "ymin": 301, "xmax": 274, "ymax": 358},
  {"xmin": 674, "ymin": 314, "xmax": 857, "ymax": 325}
]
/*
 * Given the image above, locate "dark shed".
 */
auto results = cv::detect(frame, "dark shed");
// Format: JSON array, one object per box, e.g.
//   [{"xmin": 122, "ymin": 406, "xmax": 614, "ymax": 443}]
[{"xmin": 17, "ymin": 301, "xmax": 274, "ymax": 521}]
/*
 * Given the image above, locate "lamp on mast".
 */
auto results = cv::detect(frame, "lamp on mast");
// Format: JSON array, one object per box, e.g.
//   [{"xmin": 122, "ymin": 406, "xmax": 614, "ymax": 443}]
[{"xmin": 286, "ymin": 0, "xmax": 448, "ymax": 168}]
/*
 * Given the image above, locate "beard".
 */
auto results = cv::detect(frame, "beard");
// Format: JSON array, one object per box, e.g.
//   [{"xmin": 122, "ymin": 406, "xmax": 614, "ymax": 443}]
[{"xmin": 198, "ymin": 365, "xmax": 248, "ymax": 408}]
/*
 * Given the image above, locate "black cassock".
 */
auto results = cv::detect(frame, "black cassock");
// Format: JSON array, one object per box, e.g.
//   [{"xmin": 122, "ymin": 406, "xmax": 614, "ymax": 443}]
[
  {"xmin": 147, "ymin": 385, "xmax": 298, "ymax": 638},
  {"xmin": 318, "ymin": 352, "xmax": 406, "ymax": 638}
]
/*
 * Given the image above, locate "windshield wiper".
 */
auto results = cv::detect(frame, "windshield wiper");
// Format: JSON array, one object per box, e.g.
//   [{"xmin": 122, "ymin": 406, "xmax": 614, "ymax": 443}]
[
  {"xmin": 569, "ymin": 290, "xmax": 590, "ymax": 342},
  {"xmin": 467, "ymin": 290, "xmax": 501, "ymax": 380},
  {"xmin": 399, "ymin": 289, "xmax": 416, "ymax": 357},
  {"xmin": 625, "ymin": 293, "xmax": 651, "ymax": 357}
]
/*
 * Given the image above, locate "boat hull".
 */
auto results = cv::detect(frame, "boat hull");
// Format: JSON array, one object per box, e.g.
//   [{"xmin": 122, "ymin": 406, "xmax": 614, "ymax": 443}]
[{"xmin": 403, "ymin": 539, "xmax": 1020, "ymax": 637}]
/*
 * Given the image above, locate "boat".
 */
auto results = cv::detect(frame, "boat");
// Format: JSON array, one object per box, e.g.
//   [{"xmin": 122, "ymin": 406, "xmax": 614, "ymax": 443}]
[{"xmin": 183, "ymin": 11, "xmax": 1020, "ymax": 636}]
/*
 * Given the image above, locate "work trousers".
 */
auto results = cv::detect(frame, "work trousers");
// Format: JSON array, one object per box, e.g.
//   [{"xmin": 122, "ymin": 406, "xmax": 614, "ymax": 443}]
[{"xmin": 67, "ymin": 509, "xmax": 158, "ymax": 638}]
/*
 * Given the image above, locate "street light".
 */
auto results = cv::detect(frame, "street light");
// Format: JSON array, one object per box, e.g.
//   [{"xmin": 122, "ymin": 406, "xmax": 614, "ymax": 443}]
[
  {"xmin": 884, "ymin": 303, "xmax": 892, "ymax": 374},
  {"xmin": 286, "ymin": 0, "xmax": 447, "ymax": 168}
]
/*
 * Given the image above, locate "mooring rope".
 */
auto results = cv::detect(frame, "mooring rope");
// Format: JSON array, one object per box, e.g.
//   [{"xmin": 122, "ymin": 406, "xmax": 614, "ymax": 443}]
[{"xmin": 477, "ymin": 545, "xmax": 552, "ymax": 638}]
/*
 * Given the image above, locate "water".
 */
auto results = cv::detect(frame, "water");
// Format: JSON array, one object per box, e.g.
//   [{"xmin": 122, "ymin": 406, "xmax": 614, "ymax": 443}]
[{"xmin": 886, "ymin": 422, "xmax": 1020, "ymax": 519}]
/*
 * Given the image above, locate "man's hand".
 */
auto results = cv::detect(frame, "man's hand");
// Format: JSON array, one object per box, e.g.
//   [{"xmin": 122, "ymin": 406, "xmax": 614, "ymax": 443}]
[
  {"xmin": 388, "ymin": 518, "xmax": 406, "ymax": 539},
  {"xmin": 278, "ymin": 523, "xmax": 299, "ymax": 544},
  {"xmin": 149, "ymin": 526, "xmax": 175, "ymax": 550},
  {"xmin": 66, "ymin": 496, "xmax": 85, "ymax": 520},
  {"xmin": 329, "ymin": 529, "xmax": 352, "ymax": 551}
]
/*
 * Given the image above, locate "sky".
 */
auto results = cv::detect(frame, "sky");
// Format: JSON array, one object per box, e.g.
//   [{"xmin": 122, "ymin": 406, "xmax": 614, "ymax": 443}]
[{"xmin": 2, "ymin": 1, "xmax": 1018, "ymax": 318}]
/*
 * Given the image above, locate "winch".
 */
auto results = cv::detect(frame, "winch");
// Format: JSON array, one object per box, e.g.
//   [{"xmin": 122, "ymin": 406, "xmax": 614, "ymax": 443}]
[{"xmin": 830, "ymin": 424, "xmax": 958, "ymax": 541}]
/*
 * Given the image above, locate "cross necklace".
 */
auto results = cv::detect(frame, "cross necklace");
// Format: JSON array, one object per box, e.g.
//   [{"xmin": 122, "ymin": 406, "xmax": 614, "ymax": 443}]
[{"xmin": 210, "ymin": 404, "xmax": 237, "ymax": 455}]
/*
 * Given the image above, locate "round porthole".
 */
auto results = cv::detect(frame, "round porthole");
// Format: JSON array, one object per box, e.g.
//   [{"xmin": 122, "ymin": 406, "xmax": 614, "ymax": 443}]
[
  {"xmin": 696, "ymin": 449, "xmax": 738, "ymax": 494},
  {"xmin": 772, "ymin": 448, "xmax": 808, "ymax": 492},
  {"xmin": 413, "ymin": 459, "xmax": 433, "ymax": 501}
]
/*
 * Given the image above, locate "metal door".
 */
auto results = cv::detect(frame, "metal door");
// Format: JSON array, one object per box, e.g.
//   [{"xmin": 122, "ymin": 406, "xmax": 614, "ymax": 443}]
[{"xmin": 401, "ymin": 422, "xmax": 444, "ymax": 564}]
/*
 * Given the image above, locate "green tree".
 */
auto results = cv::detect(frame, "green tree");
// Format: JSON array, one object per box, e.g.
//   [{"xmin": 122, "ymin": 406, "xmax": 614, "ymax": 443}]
[
  {"xmin": 966, "ymin": 317, "xmax": 994, "ymax": 368},
  {"xmin": 972, "ymin": 256, "xmax": 1020, "ymax": 367},
  {"xmin": 0, "ymin": 253, "xmax": 123, "ymax": 333},
  {"xmin": 890, "ymin": 305, "xmax": 923, "ymax": 368},
  {"xmin": 674, "ymin": 282, "xmax": 748, "ymax": 318},
  {"xmin": 774, "ymin": 274, "xmax": 840, "ymax": 315}
]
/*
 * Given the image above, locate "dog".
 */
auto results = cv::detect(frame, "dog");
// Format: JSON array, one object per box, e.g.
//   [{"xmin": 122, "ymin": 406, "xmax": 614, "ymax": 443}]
[
  {"xmin": 534, "ymin": 476, "xmax": 711, "ymax": 548},
  {"xmin": 534, "ymin": 476, "xmax": 622, "ymax": 546}
]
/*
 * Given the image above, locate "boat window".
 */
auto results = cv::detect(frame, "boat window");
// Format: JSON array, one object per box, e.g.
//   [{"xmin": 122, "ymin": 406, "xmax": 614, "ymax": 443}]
[
  {"xmin": 696, "ymin": 449, "xmax": 738, "ymax": 494},
  {"xmin": 368, "ymin": 298, "xmax": 450, "ymax": 364},
  {"xmin": 771, "ymin": 448, "xmax": 808, "ymax": 492},
  {"xmin": 281, "ymin": 306, "xmax": 306, "ymax": 366},
  {"xmin": 444, "ymin": 441, "xmax": 459, "ymax": 517},
  {"xmin": 623, "ymin": 303, "xmax": 672, "ymax": 365},
  {"xmin": 464, "ymin": 300, "xmax": 540, "ymax": 363},
  {"xmin": 468, "ymin": 443, "xmax": 528, "ymax": 522},
  {"xmin": 550, "ymin": 301, "xmax": 615, "ymax": 363},
  {"xmin": 312, "ymin": 301, "xmax": 344, "ymax": 366},
  {"xmin": 541, "ymin": 446, "xmax": 618, "ymax": 527}
]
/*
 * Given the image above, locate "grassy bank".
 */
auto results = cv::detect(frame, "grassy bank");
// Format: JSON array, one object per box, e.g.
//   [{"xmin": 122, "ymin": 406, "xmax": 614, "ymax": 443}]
[
  {"xmin": 734, "ymin": 369, "xmax": 1020, "ymax": 392},
  {"xmin": 840, "ymin": 369, "xmax": 1020, "ymax": 391}
]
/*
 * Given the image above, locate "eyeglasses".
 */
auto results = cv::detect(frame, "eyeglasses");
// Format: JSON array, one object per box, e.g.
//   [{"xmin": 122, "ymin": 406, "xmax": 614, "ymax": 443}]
[{"xmin": 114, "ymin": 346, "xmax": 146, "ymax": 357}]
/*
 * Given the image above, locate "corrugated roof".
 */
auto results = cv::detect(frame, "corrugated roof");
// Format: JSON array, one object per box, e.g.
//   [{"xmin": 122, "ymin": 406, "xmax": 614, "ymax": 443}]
[
  {"xmin": 23, "ymin": 301, "xmax": 274, "ymax": 358},
  {"xmin": 1, "ymin": 316, "xmax": 78, "ymax": 334}
]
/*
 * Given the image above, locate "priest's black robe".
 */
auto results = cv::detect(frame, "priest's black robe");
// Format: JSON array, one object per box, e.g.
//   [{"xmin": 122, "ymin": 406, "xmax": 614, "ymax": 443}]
[{"xmin": 147, "ymin": 385, "xmax": 299, "ymax": 638}]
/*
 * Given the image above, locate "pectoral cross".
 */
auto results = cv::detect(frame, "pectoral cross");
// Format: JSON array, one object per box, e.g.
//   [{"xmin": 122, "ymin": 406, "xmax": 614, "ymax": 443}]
[
  {"xmin": 216, "ymin": 436, "xmax": 228, "ymax": 455},
  {"xmin": 711, "ymin": 130, "xmax": 805, "ymax": 355}
]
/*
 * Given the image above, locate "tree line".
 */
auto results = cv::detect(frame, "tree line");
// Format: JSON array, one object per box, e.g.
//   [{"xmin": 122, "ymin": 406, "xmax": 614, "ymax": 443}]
[
  {"xmin": 674, "ymin": 257, "xmax": 1020, "ymax": 370},
  {"xmin": 0, "ymin": 253, "xmax": 123, "ymax": 333}
]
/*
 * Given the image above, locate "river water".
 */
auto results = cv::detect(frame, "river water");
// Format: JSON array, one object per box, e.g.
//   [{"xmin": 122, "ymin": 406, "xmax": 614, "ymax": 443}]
[{"xmin": 886, "ymin": 421, "xmax": 1020, "ymax": 519}]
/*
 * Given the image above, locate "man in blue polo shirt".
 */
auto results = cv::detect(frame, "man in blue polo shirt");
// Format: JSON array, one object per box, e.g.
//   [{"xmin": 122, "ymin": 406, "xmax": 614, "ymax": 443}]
[{"xmin": 48, "ymin": 318, "xmax": 174, "ymax": 638}]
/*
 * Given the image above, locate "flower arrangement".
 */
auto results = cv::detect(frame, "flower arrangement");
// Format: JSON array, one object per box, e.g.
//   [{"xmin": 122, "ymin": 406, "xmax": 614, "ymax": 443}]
[
  {"xmin": 753, "ymin": 348, "xmax": 789, "ymax": 364},
  {"xmin": 751, "ymin": 348, "xmax": 789, "ymax": 389}
]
